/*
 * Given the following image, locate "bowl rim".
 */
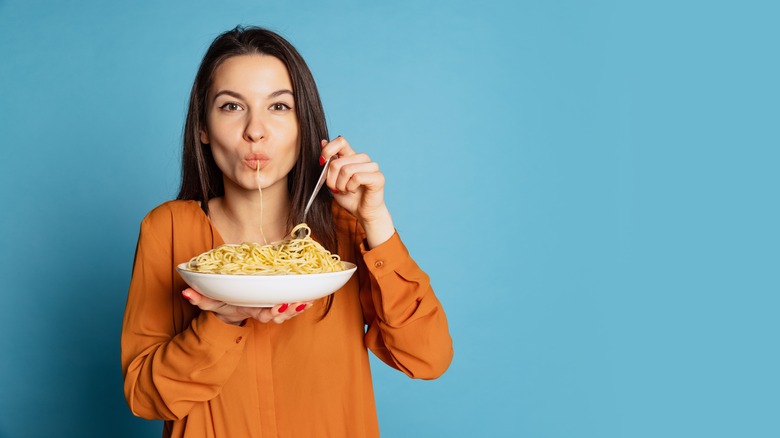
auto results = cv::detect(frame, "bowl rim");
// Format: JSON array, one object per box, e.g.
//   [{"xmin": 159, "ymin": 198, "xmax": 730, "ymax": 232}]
[{"xmin": 175, "ymin": 261, "xmax": 357, "ymax": 277}]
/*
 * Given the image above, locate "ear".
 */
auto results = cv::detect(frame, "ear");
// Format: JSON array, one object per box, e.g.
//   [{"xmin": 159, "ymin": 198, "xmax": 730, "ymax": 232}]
[{"xmin": 200, "ymin": 129, "xmax": 209, "ymax": 145}]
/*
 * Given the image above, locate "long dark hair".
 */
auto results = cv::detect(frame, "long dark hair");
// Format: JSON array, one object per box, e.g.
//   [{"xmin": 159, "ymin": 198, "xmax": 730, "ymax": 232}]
[{"xmin": 177, "ymin": 26, "xmax": 338, "ymax": 315}]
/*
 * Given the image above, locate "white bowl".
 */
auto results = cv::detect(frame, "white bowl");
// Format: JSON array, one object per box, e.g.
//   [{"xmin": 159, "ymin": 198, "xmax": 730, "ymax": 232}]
[{"xmin": 176, "ymin": 262, "xmax": 357, "ymax": 307}]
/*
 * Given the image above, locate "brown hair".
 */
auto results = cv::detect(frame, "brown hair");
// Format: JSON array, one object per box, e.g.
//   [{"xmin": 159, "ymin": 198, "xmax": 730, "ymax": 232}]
[{"xmin": 177, "ymin": 26, "xmax": 338, "ymax": 316}]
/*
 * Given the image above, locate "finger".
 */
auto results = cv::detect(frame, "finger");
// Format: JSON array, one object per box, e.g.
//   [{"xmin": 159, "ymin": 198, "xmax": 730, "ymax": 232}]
[
  {"xmin": 272, "ymin": 302, "xmax": 313, "ymax": 324},
  {"xmin": 240, "ymin": 306, "xmax": 267, "ymax": 321},
  {"xmin": 272, "ymin": 314, "xmax": 288, "ymax": 324},
  {"xmin": 327, "ymin": 153, "xmax": 373, "ymax": 192},
  {"xmin": 329, "ymin": 153, "xmax": 372, "ymax": 171},
  {"xmin": 321, "ymin": 135, "xmax": 356, "ymax": 161},
  {"xmin": 181, "ymin": 288, "xmax": 201, "ymax": 302},
  {"xmin": 182, "ymin": 288, "xmax": 222, "ymax": 310},
  {"xmin": 332, "ymin": 162, "xmax": 381, "ymax": 194},
  {"xmin": 342, "ymin": 170, "xmax": 385, "ymax": 194},
  {"xmin": 274, "ymin": 303, "xmax": 290, "ymax": 316},
  {"xmin": 293, "ymin": 302, "xmax": 313, "ymax": 313},
  {"xmin": 256, "ymin": 308, "xmax": 276, "ymax": 323},
  {"xmin": 251, "ymin": 302, "xmax": 291, "ymax": 323}
]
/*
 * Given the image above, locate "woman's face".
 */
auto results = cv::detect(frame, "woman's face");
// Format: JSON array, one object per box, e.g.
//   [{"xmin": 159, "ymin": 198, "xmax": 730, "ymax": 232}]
[{"xmin": 201, "ymin": 54, "xmax": 299, "ymax": 195}]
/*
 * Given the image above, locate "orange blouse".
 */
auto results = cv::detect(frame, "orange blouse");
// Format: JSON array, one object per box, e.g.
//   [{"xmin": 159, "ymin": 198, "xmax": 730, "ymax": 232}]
[{"xmin": 121, "ymin": 200, "xmax": 453, "ymax": 437}]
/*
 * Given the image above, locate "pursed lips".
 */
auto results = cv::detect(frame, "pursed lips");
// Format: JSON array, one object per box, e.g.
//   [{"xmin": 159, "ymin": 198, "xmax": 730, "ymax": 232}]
[{"xmin": 244, "ymin": 153, "xmax": 270, "ymax": 170}]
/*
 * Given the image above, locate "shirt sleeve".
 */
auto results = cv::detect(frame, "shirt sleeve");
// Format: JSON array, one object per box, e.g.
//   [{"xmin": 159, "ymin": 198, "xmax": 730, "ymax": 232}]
[
  {"xmin": 120, "ymin": 209, "xmax": 250, "ymax": 420},
  {"xmin": 358, "ymin": 231, "xmax": 454, "ymax": 379}
]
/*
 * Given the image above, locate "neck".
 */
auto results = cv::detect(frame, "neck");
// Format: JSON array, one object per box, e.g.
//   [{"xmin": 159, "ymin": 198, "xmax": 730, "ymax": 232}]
[{"xmin": 211, "ymin": 178, "xmax": 291, "ymax": 244}]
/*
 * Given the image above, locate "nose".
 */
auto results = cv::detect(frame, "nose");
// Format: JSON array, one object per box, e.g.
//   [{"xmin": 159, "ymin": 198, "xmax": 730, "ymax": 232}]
[{"xmin": 244, "ymin": 110, "xmax": 266, "ymax": 143}]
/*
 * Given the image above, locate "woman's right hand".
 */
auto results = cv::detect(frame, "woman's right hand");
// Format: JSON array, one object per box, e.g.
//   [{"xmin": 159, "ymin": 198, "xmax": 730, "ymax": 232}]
[{"xmin": 182, "ymin": 288, "xmax": 312, "ymax": 325}]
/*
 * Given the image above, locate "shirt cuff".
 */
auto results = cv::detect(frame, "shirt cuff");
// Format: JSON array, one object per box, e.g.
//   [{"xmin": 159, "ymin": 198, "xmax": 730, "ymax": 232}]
[
  {"xmin": 360, "ymin": 231, "xmax": 409, "ymax": 278},
  {"xmin": 193, "ymin": 311, "xmax": 250, "ymax": 347}
]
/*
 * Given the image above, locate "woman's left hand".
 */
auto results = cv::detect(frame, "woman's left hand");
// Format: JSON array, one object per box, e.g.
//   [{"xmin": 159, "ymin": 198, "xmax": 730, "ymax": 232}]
[{"xmin": 320, "ymin": 136, "xmax": 395, "ymax": 247}]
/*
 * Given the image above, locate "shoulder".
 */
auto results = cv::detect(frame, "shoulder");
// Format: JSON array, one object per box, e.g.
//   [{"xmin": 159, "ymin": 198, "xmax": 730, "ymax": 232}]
[
  {"xmin": 136, "ymin": 200, "xmax": 214, "ymax": 257},
  {"xmin": 143, "ymin": 200, "xmax": 202, "ymax": 224},
  {"xmin": 139, "ymin": 200, "xmax": 203, "ymax": 236}
]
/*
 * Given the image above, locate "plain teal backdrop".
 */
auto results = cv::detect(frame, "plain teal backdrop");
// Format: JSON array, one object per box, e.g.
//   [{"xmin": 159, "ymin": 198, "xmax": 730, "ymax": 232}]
[{"xmin": 1, "ymin": 0, "xmax": 778, "ymax": 437}]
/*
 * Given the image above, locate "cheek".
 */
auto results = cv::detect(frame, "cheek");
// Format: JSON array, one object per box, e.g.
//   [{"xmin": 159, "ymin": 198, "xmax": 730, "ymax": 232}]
[
  {"xmin": 208, "ymin": 110, "xmax": 247, "ymax": 137},
  {"xmin": 277, "ymin": 122, "xmax": 300, "ymax": 157},
  {"xmin": 290, "ymin": 135, "xmax": 301, "ymax": 162},
  {"xmin": 209, "ymin": 147, "xmax": 232, "ymax": 174}
]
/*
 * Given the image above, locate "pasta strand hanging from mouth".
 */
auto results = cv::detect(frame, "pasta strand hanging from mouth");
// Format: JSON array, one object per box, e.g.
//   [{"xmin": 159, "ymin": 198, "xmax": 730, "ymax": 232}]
[{"xmin": 257, "ymin": 163, "xmax": 268, "ymax": 245}]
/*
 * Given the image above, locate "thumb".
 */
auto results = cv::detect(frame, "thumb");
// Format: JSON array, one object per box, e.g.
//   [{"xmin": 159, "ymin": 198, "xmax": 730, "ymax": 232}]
[
  {"xmin": 182, "ymin": 288, "xmax": 204, "ymax": 304},
  {"xmin": 182, "ymin": 288, "xmax": 226, "ymax": 312}
]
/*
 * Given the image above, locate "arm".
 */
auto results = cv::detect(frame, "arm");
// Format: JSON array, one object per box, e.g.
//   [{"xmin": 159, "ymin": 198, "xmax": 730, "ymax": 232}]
[
  {"xmin": 120, "ymin": 209, "xmax": 250, "ymax": 420},
  {"xmin": 358, "ymin": 230, "xmax": 454, "ymax": 379},
  {"xmin": 321, "ymin": 136, "xmax": 453, "ymax": 379}
]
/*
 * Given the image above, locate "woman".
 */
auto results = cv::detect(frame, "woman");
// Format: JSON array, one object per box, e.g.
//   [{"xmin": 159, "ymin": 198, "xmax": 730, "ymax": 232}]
[{"xmin": 121, "ymin": 26, "xmax": 453, "ymax": 438}]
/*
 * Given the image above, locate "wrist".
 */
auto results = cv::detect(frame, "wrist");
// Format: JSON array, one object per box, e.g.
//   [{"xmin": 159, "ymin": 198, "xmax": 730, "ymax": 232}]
[
  {"xmin": 361, "ymin": 208, "xmax": 394, "ymax": 249},
  {"xmin": 213, "ymin": 312, "xmax": 246, "ymax": 326}
]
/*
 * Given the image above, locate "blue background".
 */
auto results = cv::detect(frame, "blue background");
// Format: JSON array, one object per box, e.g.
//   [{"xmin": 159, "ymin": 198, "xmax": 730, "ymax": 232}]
[{"xmin": 1, "ymin": 1, "xmax": 778, "ymax": 437}]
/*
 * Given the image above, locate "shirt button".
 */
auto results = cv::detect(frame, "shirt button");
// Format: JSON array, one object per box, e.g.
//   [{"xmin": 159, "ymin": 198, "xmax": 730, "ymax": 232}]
[
  {"xmin": 235, "ymin": 336, "xmax": 243, "ymax": 343},
  {"xmin": 374, "ymin": 260, "xmax": 384, "ymax": 268}
]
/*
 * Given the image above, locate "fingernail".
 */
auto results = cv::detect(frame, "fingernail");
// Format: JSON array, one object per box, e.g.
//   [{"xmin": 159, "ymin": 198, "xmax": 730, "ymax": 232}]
[
  {"xmin": 319, "ymin": 156, "xmax": 325, "ymax": 166},
  {"xmin": 181, "ymin": 291, "xmax": 191, "ymax": 300},
  {"xmin": 320, "ymin": 139, "xmax": 327, "ymax": 148},
  {"xmin": 295, "ymin": 304, "xmax": 307, "ymax": 312},
  {"xmin": 330, "ymin": 188, "xmax": 340, "ymax": 194},
  {"xmin": 278, "ymin": 303, "xmax": 289, "ymax": 313}
]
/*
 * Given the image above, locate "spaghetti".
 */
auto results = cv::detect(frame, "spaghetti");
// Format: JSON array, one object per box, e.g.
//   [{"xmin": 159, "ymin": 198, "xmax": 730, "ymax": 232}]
[
  {"xmin": 185, "ymin": 223, "xmax": 345, "ymax": 275},
  {"xmin": 185, "ymin": 161, "xmax": 345, "ymax": 275}
]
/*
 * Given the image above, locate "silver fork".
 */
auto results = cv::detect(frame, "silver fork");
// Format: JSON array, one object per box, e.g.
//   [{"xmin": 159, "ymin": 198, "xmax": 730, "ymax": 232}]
[{"xmin": 295, "ymin": 155, "xmax": 332, "ymax": 239}]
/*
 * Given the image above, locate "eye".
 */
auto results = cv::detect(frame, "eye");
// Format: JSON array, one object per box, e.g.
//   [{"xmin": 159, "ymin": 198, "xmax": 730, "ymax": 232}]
[
  {"xmin": 270, "ymin": 102, "xmax": 292, "ymax": 111},
  {"xmin": 219, "ymin": 102, "xmax": 244, "ymax": 111}
]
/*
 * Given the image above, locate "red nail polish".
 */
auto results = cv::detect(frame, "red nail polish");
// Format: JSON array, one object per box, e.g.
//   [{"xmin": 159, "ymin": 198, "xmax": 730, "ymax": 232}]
[
  {"xmin": 181, "ymin": 291, "xmax": 191, "ymax": 300},
  {"xmin": 278, "ymin": 303, "xmax": 289, "ymax": 313},
  {"xmin": 330, "ymin": 188, "xmax": 340, "ymax": 194},
  {"xmin": 295, "ymin": 304, "xmax": 307, "ymax": 312},
  {"xmin": 319, "ymin": 156, "xmax": 325, "ymax": 166}
]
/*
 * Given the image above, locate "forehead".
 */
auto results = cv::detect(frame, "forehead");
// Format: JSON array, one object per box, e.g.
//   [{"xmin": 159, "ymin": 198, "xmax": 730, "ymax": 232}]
[{"xmin": 211, "ymin": 54, "xmax": 293, "ymax": 95}]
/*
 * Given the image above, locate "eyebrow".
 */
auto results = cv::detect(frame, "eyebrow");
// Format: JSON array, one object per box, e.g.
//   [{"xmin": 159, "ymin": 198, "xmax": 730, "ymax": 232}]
[{"xmin": 213, "ymin": 89, "xmax": 294, "ymax": 101}]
